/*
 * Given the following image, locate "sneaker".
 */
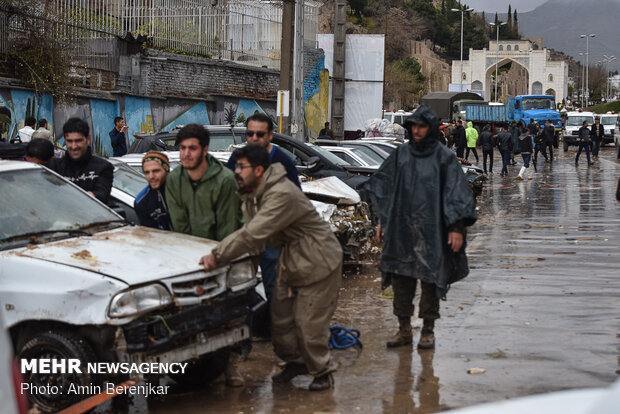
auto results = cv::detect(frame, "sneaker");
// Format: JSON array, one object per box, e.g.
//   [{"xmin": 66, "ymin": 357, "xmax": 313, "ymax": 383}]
[
  {"xmin": 309, "ymin": 373, "xmax": 334, "ymax": 391},
  {"xmin": 272, "ymin": 363, "xmax": 308, "ymax": 383}
]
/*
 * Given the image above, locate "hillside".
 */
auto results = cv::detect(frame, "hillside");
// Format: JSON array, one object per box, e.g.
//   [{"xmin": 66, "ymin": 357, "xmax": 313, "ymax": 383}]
[{"xmin": 517, "ymin": 0, "xmax": 620, "ymax": 72}]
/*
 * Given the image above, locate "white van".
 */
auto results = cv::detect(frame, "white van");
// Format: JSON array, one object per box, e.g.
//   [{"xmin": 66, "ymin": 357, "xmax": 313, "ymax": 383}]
[
  {"xmin": 383, "ymin": 110, "xmax": 414, "ymax": 126},
  {"xmin": 563, "ymin": 111, "xmax": 595, "ymax": 151},
  {"xmin": 598, "ymin": 113, "xmax": 617, "ymax": 145}
]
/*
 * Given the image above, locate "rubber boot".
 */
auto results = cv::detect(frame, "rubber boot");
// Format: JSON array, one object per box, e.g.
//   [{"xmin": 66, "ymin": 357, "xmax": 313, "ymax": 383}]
[
  {"xmin": 418, "ymin": 320, "xmax": 435, "ymax": 350},
  {"xmin": 518, "ymin": 166, "xmax": 526, "ymax": 180},
  {"xmin": 523, "ymin": 167, "xmax": 530, "ymax": 181},
  {"xmin": 225, "ymin": 352, "xmax": 244, "ymax": 387},
  {"xmin": 387, "ymin": 317, "xmax": 413, "ymax": 348}
]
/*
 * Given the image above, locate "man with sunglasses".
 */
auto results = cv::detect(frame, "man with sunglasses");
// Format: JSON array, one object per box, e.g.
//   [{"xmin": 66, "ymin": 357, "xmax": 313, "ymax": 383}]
[{"xmin": 227, "ymin": 113, "xmax": 300, "ymax": 303}]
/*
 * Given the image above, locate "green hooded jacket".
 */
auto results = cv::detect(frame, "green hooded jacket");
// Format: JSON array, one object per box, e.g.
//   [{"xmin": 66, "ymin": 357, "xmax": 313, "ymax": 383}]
[
  {"xmin": 166, "ymin": 153, "xmax": 242, "ymax": 241},
  {"xmin": 465, "ymin": 121, "xmax": 479, "ymax": 148}
]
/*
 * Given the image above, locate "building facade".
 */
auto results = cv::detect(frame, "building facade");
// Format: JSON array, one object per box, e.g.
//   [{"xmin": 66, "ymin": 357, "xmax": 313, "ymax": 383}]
[{"xmin": 451, "ymin": 40, "xmax": 568, "ymax": 102}]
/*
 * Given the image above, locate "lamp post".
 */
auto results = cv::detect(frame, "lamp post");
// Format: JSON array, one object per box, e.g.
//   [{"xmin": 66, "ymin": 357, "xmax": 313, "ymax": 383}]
[
  {"xmin": 580, "ymin": 33, "xmax": 596, "ymax": 107},
  {"xmin": 579, "ymin": 52, "xmax": 585, "ymax": 107},
  {"xmin": 603, "ymin": 55, "xmax": 616, "ymax": 101},
  {"xmin": 451, "ymin": 7, "xmax": 474, "ymax": 92},
  {"xmin": 489, "ymin": 21, "xmax": 507, "ymax": 102}
]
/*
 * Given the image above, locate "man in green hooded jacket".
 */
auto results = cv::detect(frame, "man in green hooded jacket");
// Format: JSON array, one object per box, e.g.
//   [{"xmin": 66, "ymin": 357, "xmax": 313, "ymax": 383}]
[{"xmin": 465, "ymin": 121, "xmax": 479, "ymax": 163}]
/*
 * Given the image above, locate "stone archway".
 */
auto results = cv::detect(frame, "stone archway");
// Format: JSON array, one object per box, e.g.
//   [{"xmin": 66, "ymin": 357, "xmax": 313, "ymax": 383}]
[
  {"xmin": 471, "ymin": 80, "xmax": 483, "ymax": 92},
  {"xmin": 532, "ymin": 81, "xmax": 543, "ymax": 95},
  {"xmin": 485, "ymin": 58, "xmax": 529, "ymax": 102},
  {"xmin": 545, "ymin": 88, "xmax": 556, "ymax": 97}
]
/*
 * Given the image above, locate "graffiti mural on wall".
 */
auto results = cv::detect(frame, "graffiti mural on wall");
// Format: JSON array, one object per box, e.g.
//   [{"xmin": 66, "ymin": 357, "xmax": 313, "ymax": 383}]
[
  {"xmin": 0, "ymin": 87, "xmax": 276, "ymax": 155},
  {"xmin": 304, "ymin": 56, "xmax": 330, "ymax": 139}
]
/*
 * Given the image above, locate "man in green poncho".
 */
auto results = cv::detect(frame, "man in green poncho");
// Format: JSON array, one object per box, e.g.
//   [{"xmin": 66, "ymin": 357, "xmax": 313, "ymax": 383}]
[{"xmin": 361, "ymin": 104, "xmax": 478, "ymax": 350}]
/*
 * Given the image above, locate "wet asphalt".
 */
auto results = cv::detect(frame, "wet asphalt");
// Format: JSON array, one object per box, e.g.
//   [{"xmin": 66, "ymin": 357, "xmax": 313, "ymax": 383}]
[{"xmin": 97, "ymin": 146, "xmax": 620, "ymax": 414}]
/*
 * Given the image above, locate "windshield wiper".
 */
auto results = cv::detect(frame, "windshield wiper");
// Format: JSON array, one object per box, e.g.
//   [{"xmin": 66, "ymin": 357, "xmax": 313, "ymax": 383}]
[
  {"xmin": 78, "ymin": 219, "xmax": 128, "ymax": 231},
  {"xmin": 1, "ymin": 229, "xmax": 92, "ymax": 244}
]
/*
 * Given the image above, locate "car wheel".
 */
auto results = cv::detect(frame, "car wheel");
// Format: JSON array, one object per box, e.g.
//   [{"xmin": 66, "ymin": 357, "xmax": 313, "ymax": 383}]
[
  {"xmin": 169, "ymin": 348, "xmax": 230, "ymax": 387},
  {"xmin": 18, "ymin": 331, "xmax": 98, "ymax": 413}
]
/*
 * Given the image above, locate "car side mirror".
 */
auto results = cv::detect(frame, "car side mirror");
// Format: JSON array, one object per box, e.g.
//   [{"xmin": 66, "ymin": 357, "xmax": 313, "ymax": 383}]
[{"xmin": 306, "ymin": 156, "xmax": 320, "ymax": 172}]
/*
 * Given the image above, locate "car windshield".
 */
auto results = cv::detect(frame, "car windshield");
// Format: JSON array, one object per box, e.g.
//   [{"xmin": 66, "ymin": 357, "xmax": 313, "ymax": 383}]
[
  {"xmin": 0, "ymin": 168, "xmax": 120, "ymax": 246},
  {"xmin": 522, "ymin": 98, "xmax": 555, "ymax": 110},
  {"xmin": 601, "ymin": 116, "xmax": 616, "ymax": 126},
  {"xmin": 344, "ymin": 144, "xmax": 386, "ymax": 163},
  {"xmin": 307, "ymin": 143, "xmax": 350, "ymax": 166},
  {"xmin": 113, "ymin": 163, "xmax": 148, "ymax": 198},
  {"xmin": 348, "ymin": 147, "xmax": 381, "ymax": 166},
  {"xmin": 209, "ymin": 134, "xmax": 238, "ymax": 151},
  {"xmin": 567, "ymin": 116, "xmax": 594, "ymax": 126}
]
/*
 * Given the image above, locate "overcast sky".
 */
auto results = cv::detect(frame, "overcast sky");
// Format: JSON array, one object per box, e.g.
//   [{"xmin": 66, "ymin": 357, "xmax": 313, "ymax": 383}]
[{"xmin": 463, "ymin": 0, "xmax": 547, "ymax": 13}]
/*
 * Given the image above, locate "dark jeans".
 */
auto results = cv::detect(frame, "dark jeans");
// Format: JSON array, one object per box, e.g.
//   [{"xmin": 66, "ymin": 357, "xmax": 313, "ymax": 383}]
[
  {"xmin": 576, "ymin": 142, "xmax": 591, "ymax": 164},
  {"xmin": 260, "ymin": 245, "xmax": 280, "ymax": 301},
  {"xmin": 482, "ymin": 149, "xmax": 493, "ymax": 173},
  {"xmin": 391, "ymin": 274, "xmax": 440, "ymax": 321},
  {"xmin": 521, "ymin": 153, "xmax": 531, "ymax": 168},
  {"xmin": 534, "ymin": 143, "xmax": 547, "ymax": 162},
  {"xmin": 465, "ymin": 147, "xmax": 479, "ymax": 162},
  {"xmin": 501, "ymin": 149, "xmax": 511, "ymax": 174},
  {"xmin": 544, "ymin": 141, "xmax": 554, "ymax": 161},
  {"xmin": 592, "ymin": 140, "xmax": 601, "ymax": 157}
]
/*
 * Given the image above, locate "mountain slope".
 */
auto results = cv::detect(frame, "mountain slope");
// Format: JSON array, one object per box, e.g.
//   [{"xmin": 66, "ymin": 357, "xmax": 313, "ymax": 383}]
[{"xmin": 517, "ymin": 0, "xmax": 620, "ymax": 71}]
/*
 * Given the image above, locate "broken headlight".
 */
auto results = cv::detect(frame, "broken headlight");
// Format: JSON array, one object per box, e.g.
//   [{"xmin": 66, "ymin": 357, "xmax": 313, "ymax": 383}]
[
  {"xmin": 227, "ymin": 258, "xmax": 256, "ymax": 292},
  {"xmin": 108, "ymin": 284, "xmax": 172, "ymax": 318}
]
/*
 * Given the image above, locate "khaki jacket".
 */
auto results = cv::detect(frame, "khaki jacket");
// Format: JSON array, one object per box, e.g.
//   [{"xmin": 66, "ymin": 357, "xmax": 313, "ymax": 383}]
[{"xmin": 213, "ymin": 164, "xmax": 343, "ymax": 287}]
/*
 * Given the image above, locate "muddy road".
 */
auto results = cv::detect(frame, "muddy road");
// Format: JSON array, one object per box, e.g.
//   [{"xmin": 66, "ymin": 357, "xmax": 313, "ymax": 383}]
[{"xmin": 96, "ymin": 147, "xmax": 620, "ymax": 413}]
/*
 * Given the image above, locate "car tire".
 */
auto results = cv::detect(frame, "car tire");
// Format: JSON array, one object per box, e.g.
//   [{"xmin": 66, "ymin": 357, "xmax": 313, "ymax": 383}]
[
  {"xmin": 168, "ymin": 348, "xmax": 230, "ymax": 387},
  {"xmin": 18, "ymin": 331, "xmax": 98, "ymax": 413}
]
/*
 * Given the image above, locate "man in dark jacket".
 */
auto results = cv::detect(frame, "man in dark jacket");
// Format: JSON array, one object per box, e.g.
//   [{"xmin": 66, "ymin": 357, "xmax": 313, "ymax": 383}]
[
  {"xmin": 533, "ymin": 124, "xmax": 547, "ymax": 164},
  {"xmin": 509, "ymin": 121, "xmax": 520, "ymax": 165},
  {"xmin": 454, "ymin": 120, "xmax": 467, "ymax": 158},
  {"xmin": 361, "ymin": 104, "xmax": 477, "ymax": 350},
  {"xmin": 527, "ymin": 118, "xmax": 538, "ymax": 137},
  {"xmin": 226, "ymin": 113, "xmax": 301, "ymax": 302},
  {"xmin": 542, "ymin": 120, "xmax": 555, "ymax": 162},
  {"xmin": 479, "ymin": 125, "xmax": 495, "ymax": 174},
  {"xmin": 48, "ymin": 118, "xmax": 113, "ymax": 204},
  {"xmin": 134, "ymin": 151, "xmax": 173, "ymax": 230},
  {"xmin": 497, "ymin": 125, "xmax": 513, "ymax": 177},
  {"xmin": 575, "ymin": 120, "xmax": 593, "ymax": 167},
  {"xmin": 590, "ymin": 116, "xmax": 605, "ymax": 160},
  {"xmin": 109, "ymin": 116, "xmax": 128, "ymax": 157}
]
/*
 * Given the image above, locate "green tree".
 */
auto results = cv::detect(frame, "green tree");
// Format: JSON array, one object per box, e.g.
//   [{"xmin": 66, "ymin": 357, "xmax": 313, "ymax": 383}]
[{"xmin": 513, "ymin": 9, "xmax": 519, "ymax": 38}]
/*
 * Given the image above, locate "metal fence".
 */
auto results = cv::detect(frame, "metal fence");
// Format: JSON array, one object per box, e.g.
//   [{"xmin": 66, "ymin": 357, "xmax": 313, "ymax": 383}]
[{"xmin": 1, "ymin": 0, "xmax": 321, "ymax": 72}]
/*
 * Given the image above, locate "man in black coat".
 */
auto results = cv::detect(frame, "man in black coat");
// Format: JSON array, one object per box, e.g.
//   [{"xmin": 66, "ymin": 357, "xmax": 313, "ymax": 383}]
[
  {"xmin": 109, "ymin": 116, "xmax": 128, "ymax": 157},
  {"xmin": 48, "ymin": 118, "xmax": 114, "ymax": 204},
  {"xmin": 454, "ymin": 120, "xmax": 467, "ymax": 158},
  {"xmin": 479, "ymin": 124, "xmax": 495, "ymax": 174},
  {"xmin": 497, "ymin": 125, "xmax": 513, "ymax": 177},
  {"xmin": 542, "ymin": 120, "xmax": 555, "ymax": 162},
  {"xmin": 575, "ymin": 120, "xmax": 593, "ymax": 167},
  {"xmin": 361, "ymin": 104, "xmax": 477, "ymax": 350},
  {"xmin": 590, "ymin": 116, "xmax": 605, "ymax": 160}
]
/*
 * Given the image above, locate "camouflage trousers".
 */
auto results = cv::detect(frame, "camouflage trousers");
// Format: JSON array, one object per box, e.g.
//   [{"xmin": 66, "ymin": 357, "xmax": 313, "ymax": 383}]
[{"xmin": 390, "ymin": 274, "xmax": 440, "ymax": 320}]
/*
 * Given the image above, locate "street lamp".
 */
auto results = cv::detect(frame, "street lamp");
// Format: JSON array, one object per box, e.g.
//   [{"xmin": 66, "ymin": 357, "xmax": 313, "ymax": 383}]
[
  {"xmin": 490, "ymin": 21, "xmax": 507, "ymax": 102},
  {"xmin": 603, "ymin": 55, "xmax": 617, "ymax": 100},
  {"xmin": 579, "ymin": 52, "xmax": 585, "ymax": 106},
  {"xmin": 451, "ymin": 7, "xmax": 474, "ymax": 92},
  {"xmin": 580, "ymin": 33, "xmax": 595, "ymax": 106}
]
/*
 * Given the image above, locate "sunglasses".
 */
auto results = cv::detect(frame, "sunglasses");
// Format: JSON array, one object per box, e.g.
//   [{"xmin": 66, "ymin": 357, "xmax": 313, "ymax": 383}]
[{"xmin": 246, "ymin": 131, "xmax": 267, "ymax": 138}]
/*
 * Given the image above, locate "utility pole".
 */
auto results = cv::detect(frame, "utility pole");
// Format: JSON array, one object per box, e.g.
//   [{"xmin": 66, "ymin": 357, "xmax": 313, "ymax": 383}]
[
  {"xmin": 279, "ymin": 0, "xmax": 295, "ymax": 135},
  {"xmin": 451, "ymin": 7, "xmax": 473, "ymax": 93},
  {"xmin": 580, "ymin": 33, "xmax": 595, "ymax": 107},
  {"xmin": 291, "ymin": 0, "xmax": 305, "ymax": 141},
  {"xmin": 331, "ymin": 0, "xmax": 346, "ymax": 140}
]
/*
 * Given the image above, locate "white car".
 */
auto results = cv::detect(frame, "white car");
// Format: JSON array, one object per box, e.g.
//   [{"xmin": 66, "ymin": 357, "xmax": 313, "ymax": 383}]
[
  {"xmin": 563, "ymin": 111, "xmax": 595, "ymax": 151},
  {"xmin": 598, "ymin": 113, "xmax": 617, "ymax": 145},
  {"xmin": 0, "ymin": 161, "xmax": 258, "ymax": 412},
  {"xmin": 322, "ymin": 146, "xmax": 381, "ymax": 169}
]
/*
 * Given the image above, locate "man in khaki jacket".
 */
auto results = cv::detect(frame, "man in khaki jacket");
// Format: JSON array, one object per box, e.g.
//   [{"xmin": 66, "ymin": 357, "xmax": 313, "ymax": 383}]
[{"xmin": 200, "ymin": 144, "xmax": 342, "ymax": 391}]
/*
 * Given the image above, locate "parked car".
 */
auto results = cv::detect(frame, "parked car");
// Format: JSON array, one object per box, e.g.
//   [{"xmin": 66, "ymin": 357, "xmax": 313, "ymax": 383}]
[
  {"xmin": 129, "ymin": 125, "xmax": 246, "ymax": 154},
  {"xmin": 321, "ymin": 146, "xmax": 381, "ymax": 169},
  {"xmin": 599, "ymin": 113, "xmax": 617, "ymax": 145},
  {"xmin": 563, "ymin": 111, "xmax": 595, "ymax": 151},
  {"xmin": 108, "ymin": 159, "xmax": 152, "ymax": 223},
  {"xmin": 314, "ymin": 139, "xmax": 390, "ymax": 163},
  {"xmin": 0, "ymin": 160, "xmax": 260, "ymax": 412},
  {"xmin": 0, "ymin": 311, "xmax": 27, "ymax": 414}
]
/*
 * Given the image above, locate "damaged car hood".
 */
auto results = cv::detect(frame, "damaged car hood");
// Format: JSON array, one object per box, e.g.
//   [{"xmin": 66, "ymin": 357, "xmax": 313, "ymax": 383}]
[{"xmin": 9, "ymin": 226, "xmax": 217, "ymax": 285}]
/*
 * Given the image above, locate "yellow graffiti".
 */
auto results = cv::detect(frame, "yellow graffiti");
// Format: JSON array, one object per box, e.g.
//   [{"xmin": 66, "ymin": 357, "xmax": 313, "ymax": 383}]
[
  {"xmin": 305, "ymin": 70, "xmax": 330, "ymax": 139},
  {"xmin": 141, "ymin": 114, "xmax": 154, "ymax": 133}
]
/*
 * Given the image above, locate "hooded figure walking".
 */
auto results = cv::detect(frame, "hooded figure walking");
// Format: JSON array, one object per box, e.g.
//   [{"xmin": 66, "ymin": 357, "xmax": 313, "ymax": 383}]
[{"xmin": 361, "ymin": 104, "xmax": 478, "ymax": 350}]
